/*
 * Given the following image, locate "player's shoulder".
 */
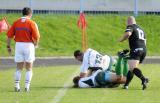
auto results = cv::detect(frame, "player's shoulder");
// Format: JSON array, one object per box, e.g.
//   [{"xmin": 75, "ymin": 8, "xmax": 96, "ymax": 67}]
[
  {"xmin": 126, "ymin": 24, "xmax": 138, "ymax": 32},
  {"xmin": 103, "ymin": 54, "xmax": 110, "ymax": 58},
  {"xmin": 135, "ymin": 24, "xmax": 143, "ymax": 30},
  {"xmin": 84, "ymin": 48, "xmax": 93, "ymax": 54},
  {"xmin": 27, "ymin": 19, "xmax": 36, "ymax": 24},
  {"xmin": 87, "ymin": 48, "xmax": 99, "ymax": 53},
  {"xmin": 28, "ymin": 19, "xmax": 39, "ymax": 29},
  {"xmin": 13, "ymin": 18, "xmax": 22, "ymax": 24},
  {"xmin": 131, "ymin": 24, "xmax": 140, "ymax": 29},
  {"xmin": 131, "ymin": 24, "xmax": 144, "ymax": 32},
  {"xmin": 86, "ymin": 48, "xmax": 93, "ymax": 52},
  {"xmin": 85, "ymin": 48, "xmax": 99, "ymax": 56},
  {"xmin": 126, "ymin": 24, "xmax": 135, "ymax": 28}
]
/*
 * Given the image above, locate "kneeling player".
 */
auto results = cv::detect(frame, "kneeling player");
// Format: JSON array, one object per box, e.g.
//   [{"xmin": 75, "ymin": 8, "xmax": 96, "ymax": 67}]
[{"xmin": 73, "ymin": 51, "xmax": 129, "ymax": 88}]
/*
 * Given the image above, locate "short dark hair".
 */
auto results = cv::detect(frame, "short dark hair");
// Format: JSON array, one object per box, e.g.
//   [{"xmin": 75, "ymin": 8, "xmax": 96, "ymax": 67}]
[
  {"xmin": 22, "ymin": 7, "xmax": 32, "ymax": 16},
  {"xmin": 74, "ymin": 50, "xmax": 83, "ymax": 57},
  {"xmin": 73, "ymin": 76, "xmax": 81, "ymax": 87}
]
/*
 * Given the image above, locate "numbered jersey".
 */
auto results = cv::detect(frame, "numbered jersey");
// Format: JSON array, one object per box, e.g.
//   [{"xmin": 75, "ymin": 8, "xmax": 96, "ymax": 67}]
[
  {"xmin": 125, "ymin": 24, "xmax": 146, "ymax": 50},
  {"xmin": 80, "ymin": 48, "xmax": 110, "ymax": 73}
]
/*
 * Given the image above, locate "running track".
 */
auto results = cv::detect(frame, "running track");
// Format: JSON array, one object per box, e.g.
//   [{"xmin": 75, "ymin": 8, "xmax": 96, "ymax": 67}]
[{"xmin": 0, "ymin": 56, "xmax": 159, "ymax": 70}]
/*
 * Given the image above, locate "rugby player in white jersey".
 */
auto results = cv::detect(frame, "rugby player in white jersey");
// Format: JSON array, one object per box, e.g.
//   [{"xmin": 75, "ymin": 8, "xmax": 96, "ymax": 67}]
[
  {"xmin": 73, "ymin": 50, "xmax": 129, "ymax": 88},
  {"xmin": 74, "ymin": 48, "xmax": 115, "ymax": 78}
]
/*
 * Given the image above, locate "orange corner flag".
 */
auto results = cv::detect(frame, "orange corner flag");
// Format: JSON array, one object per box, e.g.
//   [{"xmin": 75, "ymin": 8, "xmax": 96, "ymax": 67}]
[
  {"xmin": 0, "ymin": 17, "xmax": 10, "ymax": 33},
  {"xmin": 77, "ymin": 12, "xmax": 87, "ymax": 30},
  {"xmin": 77, "ymin": 12, "xmax": 88, "ymax": 51}
]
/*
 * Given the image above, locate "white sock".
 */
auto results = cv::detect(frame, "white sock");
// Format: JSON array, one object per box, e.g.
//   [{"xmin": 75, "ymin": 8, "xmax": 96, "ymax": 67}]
[
  {"xmin": 15, "ymin": 70, "xmax": 21, "ymax": 89},
  {"xmin": 25, "ymin": 70, "xmax": 33, "ymax": 89}
]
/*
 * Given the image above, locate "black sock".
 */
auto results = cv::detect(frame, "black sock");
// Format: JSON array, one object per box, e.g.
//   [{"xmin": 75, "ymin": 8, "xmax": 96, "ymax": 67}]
[
  {"xmin": 124, "ymin": 71, "xmax": 134, "ymax": 86},
  {"xmin": 133, "ymin": 68, "xmax": 145, "ymax": 82}
]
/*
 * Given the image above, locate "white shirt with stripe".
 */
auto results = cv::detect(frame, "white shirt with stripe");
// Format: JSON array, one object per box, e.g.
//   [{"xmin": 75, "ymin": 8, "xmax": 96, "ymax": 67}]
[{"xmin": 80, "ymin": 48, "xmax": 110, "ymax": 73}]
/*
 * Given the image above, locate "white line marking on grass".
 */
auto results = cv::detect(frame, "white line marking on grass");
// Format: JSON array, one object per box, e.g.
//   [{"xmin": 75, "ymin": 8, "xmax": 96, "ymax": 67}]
[{"xmin": 51, "ymin": 69, "xmax": 79, "ymax": 103}]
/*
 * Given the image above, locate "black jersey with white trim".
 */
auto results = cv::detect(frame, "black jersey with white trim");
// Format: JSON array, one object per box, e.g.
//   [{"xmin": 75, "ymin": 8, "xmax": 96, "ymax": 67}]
[{"xmin": 125, "ymin": 24, "xmax": 146, "ymax": 50}]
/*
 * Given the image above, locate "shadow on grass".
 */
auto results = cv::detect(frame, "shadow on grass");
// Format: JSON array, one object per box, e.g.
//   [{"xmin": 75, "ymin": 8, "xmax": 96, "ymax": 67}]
[
  {"xmin": 31, "ymin": 86, "xmax": 75, "ymax": 91},
  {"xmin": 5, "ymin": 85, "xmax": 147, "ymax": 93}
]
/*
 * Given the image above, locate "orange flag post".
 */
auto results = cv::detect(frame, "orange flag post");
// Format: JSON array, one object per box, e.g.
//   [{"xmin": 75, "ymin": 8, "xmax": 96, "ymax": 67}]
[{"xmin": 77, "ymin": 12, "xmax": 88, "ymax": 51}]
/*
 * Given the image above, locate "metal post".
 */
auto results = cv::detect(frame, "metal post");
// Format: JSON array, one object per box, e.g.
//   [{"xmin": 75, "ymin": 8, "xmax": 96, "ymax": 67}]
[
  {"xmin": 28, "ymin": 0, "xmax": 33, "ymax": 13},
  {"xmin": 80, "ymin": 0, "xmax": 84, "ymax": 13},
  {"xmin": 134, "ymin": 0, "xmax": 138, "ymax": 16}
]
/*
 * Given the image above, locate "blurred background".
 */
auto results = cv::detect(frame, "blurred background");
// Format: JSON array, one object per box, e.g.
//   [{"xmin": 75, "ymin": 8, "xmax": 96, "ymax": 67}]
[
  {"xmin": 0, "ymin": 0, "xmax": 160, "ymax": 57},
  {"xmin": 0, "ymin": 0, "xmax": 160, "ymax": 15}
]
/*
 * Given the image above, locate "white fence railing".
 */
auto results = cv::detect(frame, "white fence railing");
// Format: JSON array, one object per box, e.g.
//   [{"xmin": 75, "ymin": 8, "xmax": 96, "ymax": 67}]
[{"xmin": 0, "ymin": 0, "xmax": 160, "ymax": 15}]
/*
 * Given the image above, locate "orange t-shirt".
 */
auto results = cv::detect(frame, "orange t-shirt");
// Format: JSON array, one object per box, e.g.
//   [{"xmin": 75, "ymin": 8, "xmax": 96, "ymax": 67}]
[{"xmin": 7, "ymin": 17, "xmax": 40, "ymax": 43}]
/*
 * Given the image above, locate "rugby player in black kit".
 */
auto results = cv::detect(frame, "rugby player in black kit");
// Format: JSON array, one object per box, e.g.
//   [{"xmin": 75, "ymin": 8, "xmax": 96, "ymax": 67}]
[{"xmin": 119, "ymin": 16, "xmax": 148, "ymax": 90}]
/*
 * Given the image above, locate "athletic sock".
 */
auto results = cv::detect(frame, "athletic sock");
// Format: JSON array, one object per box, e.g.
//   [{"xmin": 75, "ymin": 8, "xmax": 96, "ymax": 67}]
[
  {"xmin": 133, "ymin": 68, "xmax": 145, "ymax": 82},
  {"xmin": 123, "ymin": 58, "xmax": 128, "ymax": 76},
  {"xmin": 124, "ymin": 70, "xmax": 134, "ymax": 86},
  {"xmin": 25, "ymin": 70, "xmax": 33, "ymax": 89},
  {"xmin": 115, "ymin": 57, "xmax": 123, "ymax": 75},
  {"xmin": 15, "ymin": 69, "xmax": 21, "ymax": 89}
]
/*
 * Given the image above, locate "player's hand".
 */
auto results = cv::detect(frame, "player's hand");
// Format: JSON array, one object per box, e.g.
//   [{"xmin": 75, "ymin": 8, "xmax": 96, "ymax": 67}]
[
  {"xmin": 33, "ymin": 41, "xmax": 39, "ymax": 48},
  {"xmin": 34, "ymin": 42, "xmax": 38, "ymax": 48},
  {"xmin": 35, "ymin": 44, "xmax": 39, "ymax": 48},
  {"xmin": 7, "ymin": 45, "xmax": 12, "ymax": 56},
  {"xmin": 118, "ymin": 38, "xmax": 123, "ymax": 42}
]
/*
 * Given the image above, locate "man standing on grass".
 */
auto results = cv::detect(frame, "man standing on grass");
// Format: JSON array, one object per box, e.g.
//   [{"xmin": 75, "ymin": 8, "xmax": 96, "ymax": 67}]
[
  {"xmin": 119, "ymin": 16, "xmax": 148, "ymax": 90},
  {"xmin": 7, "ymin": 7, "xmax": 40, "ymax": 92}
]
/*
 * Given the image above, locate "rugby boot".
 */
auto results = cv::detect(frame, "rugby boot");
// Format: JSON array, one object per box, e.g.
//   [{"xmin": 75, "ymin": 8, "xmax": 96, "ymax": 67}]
[
  {"xmin": 142, "ymin": 78, "xmax": 149, "ymax": 90},
  {"xmin": 15, "ymin": 87, "xmax": 20, "ymax": 92}
]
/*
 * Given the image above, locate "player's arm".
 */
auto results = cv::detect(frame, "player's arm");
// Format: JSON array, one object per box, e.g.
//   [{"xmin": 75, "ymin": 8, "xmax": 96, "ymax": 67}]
[
  {"xmin": 80, "ymin": 69, "xmax": 92, "ymax": 77},
  {"xmin": 79, "ymin": 58, "xmax": 90, "ymax": 77},
  {"xmin": 119, "ymin": 31, "xmax": 132, "ymax": 42},
  {"xmin": 6, "ymin": 23, "xmax": 15, "ymax": 55},
  {"xmin": 80, "ymin": 69, "xmax": 91, "ymax": 77},
  {"xmin": 6, "ymin": 38, "xmax": 12, "ymax": 55},
  {"xmin": 119, "ymin": 26, "xmax": 133, "ymax": 42},
  {"xmin": 80, "ymin": 72, "xmax": 87, "ymax": 78},
  {"xmin": 31, "ymin": 22, "xmax": 40, "ymax": 47},
  {"xmin": 86, "ymin": 69, "xmax": 92, "ymax": 76}
]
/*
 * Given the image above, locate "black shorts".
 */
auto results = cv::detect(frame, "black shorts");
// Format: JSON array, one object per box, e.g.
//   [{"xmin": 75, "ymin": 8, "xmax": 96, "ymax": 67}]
[{"xmin": 129, "ymin": 48, "xmax": 147, "ymax": 63}]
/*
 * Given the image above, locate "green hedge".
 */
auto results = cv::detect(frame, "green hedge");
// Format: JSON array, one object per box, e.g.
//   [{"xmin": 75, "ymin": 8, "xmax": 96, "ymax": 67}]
[{"xmin": 0, "ymin": 14, "xmax": 159, "ymax": 56}]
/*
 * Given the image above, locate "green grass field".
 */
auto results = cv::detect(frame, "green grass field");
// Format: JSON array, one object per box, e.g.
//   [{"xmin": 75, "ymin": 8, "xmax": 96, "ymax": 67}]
[
  {"xmin": 0, "ymin": 14, "xmax": 160, "ymax": 56},
  {"xmin": 0, "ymin": 64, "xmax": 159, "ymax": 103}
]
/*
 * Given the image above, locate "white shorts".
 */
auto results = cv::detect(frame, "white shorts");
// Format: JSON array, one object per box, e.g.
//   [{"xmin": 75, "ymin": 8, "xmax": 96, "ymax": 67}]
[
  {"xmin": 15, "ymin": 42, "xmax": 35, "ymax": 63},
  {"xmin": 104, "ymin": 71, "xmax": 112, "ymax": 82}
]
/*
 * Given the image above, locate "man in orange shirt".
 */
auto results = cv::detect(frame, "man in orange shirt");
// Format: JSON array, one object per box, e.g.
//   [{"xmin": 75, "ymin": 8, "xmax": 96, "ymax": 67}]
[{"xmin": 7, "ymin": 7, "xmax": 40, "ymax": 92}]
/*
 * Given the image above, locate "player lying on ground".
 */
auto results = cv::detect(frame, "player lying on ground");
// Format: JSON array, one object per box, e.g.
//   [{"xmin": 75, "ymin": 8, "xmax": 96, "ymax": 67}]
[
  {"xmin": 73, "ymin": 50, "xmax": 129, "ymax": 88},
  {"xmin": 74, "ymin": 48, "xmax": 116, "ymax": 78}
]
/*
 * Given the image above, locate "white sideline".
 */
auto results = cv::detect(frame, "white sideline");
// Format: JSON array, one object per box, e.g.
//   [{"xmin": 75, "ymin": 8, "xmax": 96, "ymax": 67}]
[{"xmin": 51, "ymin": 69, "xmax": 79, "ymax": 103}]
